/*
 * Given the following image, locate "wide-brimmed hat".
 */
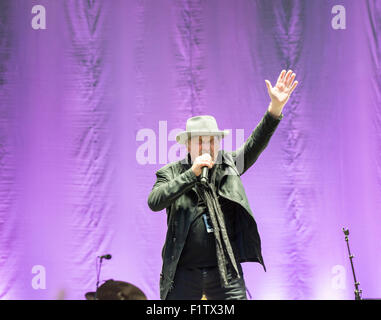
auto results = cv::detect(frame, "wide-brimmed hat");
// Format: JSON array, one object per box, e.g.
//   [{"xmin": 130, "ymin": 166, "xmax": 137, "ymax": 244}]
[{"xmin": 175, "ymin": 115, "xmax": 230, "ymax": 145}]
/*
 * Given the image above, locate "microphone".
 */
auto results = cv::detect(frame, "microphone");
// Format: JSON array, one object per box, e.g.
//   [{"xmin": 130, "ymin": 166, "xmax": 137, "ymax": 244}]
[
  {"xmin": 98, "ymin": 254, "xmax": 112, "ymax": 260},
  {"xmin": 200, "ymin": 166, "xmax": 209, "ymax": 185}
]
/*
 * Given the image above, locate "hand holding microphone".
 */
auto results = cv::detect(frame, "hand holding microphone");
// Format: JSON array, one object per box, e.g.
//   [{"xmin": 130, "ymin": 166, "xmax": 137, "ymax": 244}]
[{"xmin": 191, "ymin": 153, "xmax": 214, "ymax": 184}]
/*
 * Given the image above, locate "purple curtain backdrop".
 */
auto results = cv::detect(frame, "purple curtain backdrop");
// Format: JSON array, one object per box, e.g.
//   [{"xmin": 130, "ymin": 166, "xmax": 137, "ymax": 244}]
[{"xmin": 0, "ymin": 0, "xmax": 380, "ymax": 300}]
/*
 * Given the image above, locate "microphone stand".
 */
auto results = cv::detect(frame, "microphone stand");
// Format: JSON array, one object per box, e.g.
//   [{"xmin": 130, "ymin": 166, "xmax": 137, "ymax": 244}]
[
  {"xmin": 94, "ymin": 257, "xmax": 104, "ymax": 300},
  {"xmin": 342, "ymin": 228, "xmax": 362, "ymax": 300}
]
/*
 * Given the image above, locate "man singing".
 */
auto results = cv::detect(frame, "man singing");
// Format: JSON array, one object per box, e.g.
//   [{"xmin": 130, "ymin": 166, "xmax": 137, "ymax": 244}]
[{"xmin": 148, "ymin": 70, "xmax": 298, "ymax": 300}]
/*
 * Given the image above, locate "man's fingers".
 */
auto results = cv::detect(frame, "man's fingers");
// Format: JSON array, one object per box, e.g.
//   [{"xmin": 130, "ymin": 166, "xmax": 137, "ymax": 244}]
[
  {"xmin": 277, "ymin": 70, "xmax": 286, "ymax": 84},
  {"xmin": 265, "ymin": 80, "xmax": 272, "ymax": 92},
  {"xmin": 289, "ymin": 81, "xmax": 298, "ymax": 95},
  {"xmin": 199, "ymin": 164, "xmax": 214, "ymax": 170},
  {"xmin": 198, "ymin": 159, "xmax": 214, "ymax": 167},
  {"xmin": 286, "ymin": 73, "xmax": 296, "ymax": 88},
  {"xmin": 284, "ymin": 70, "xmax": 293, "ymax": 85}
]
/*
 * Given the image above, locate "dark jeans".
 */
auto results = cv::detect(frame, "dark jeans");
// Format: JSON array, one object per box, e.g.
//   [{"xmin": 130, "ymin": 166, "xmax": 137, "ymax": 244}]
[{"xmin": 166, "ymin": 264, "xmax": 247, "ymax": 300}]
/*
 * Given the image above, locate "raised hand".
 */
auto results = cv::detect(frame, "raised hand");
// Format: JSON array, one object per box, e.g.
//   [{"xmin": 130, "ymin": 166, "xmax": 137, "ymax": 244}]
[{"xmin": 265, "ymin": 70, "xmax": 298, "ymax": 116}]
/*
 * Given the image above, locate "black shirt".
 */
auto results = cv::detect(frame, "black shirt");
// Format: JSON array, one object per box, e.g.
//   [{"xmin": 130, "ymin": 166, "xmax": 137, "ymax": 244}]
[{"xmin": 177, "ymin": 162, "xmax": 239, "ymax": 268}]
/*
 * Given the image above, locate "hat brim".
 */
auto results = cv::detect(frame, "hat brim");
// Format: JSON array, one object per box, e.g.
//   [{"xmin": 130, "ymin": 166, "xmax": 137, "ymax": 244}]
[{"xmin": 175, "ymin": 130, "xmax": 230, "ymax": 145}]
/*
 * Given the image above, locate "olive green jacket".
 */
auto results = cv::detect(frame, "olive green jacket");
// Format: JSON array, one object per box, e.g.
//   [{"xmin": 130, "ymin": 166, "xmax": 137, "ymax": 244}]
[{"xmin": 148, "ymin": 110, "xmax": 283, "ymax": 299}]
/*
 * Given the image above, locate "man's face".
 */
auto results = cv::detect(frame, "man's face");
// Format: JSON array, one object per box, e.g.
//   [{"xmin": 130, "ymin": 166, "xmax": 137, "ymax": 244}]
[{"xmin": 186, "ymin": 135, "xmax": 221, "ymax": 162}]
